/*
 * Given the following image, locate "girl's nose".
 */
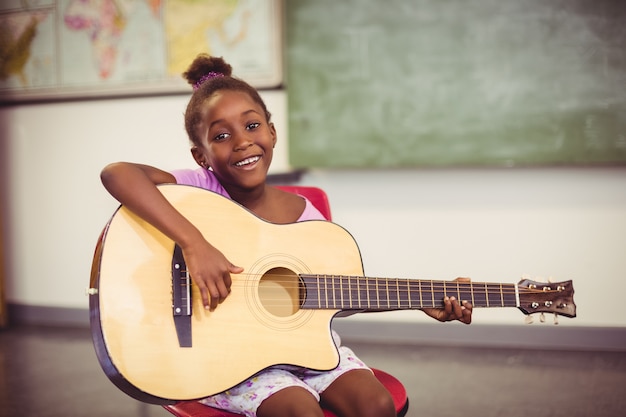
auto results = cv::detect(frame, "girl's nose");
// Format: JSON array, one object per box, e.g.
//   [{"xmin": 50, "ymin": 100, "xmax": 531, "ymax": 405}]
[{"xmin": 233, "ymin": 132, "xmax": 253, "ymax": 150}]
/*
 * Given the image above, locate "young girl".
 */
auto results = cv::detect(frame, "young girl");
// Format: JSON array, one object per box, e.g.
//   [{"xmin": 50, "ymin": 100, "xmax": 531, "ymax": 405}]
[{"xmin": 100, "ymin": 54, "xmax": 472, "ymax": 417}]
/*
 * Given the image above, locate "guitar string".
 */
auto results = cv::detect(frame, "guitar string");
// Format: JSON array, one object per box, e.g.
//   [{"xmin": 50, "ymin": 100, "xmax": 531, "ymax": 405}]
[
  {"xmin": 175, "ymin": 273, "xmax": 563, "ymax": 295},
  {"xmin": 175, "ymin": 283, "xmax": 548, "ymax": 294},
  {"xmin": 173, "ymin": 275, "xmax": 565, "ymax": 308},
  {"xmin": 171, "ymin": 290, "xmax": 560, "ymax": 309}
]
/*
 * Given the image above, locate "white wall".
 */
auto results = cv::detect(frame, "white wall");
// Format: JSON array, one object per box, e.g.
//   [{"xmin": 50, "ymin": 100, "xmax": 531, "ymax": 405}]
[
  {"xmin": 302, "ymin": 168, "xmax": 626, "ymax": 329},
  {"xmin": 1, "ymin": 93, "xmax": 625, "ymax": 329}
]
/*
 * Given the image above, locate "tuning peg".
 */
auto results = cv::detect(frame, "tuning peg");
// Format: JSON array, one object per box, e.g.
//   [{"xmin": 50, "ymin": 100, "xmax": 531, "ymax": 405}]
[
  {"xmin": 525, "ymin": 315, "xmax": 534, "ymax": 325},
  {"xmin": 554, "ymin": 313, "xmax": 559, "ymax": 325}
]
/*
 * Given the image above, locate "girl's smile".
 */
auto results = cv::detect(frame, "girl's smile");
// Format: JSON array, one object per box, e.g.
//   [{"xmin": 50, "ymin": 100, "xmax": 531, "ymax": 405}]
[{"xmin": 234, "ymin": 155, "xmax": 261, "ymax": 168}]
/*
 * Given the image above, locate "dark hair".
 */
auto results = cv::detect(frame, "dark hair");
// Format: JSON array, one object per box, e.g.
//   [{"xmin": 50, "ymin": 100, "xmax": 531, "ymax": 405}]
[{"xmin": 182, "ymin": 54, "xmax": 271, "ymax": 146}]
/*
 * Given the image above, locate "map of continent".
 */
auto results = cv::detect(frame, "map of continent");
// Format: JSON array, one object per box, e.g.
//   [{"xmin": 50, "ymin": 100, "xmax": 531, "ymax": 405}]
[{"xmin": 0, "ymin": 0, "xmax": 281, "ymax": 101}]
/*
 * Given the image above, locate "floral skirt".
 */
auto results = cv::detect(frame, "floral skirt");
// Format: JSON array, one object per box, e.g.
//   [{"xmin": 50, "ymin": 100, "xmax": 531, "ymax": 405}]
[{"xmin": 199, "ymin": 332, "xmax": 370, "ymax": 417}]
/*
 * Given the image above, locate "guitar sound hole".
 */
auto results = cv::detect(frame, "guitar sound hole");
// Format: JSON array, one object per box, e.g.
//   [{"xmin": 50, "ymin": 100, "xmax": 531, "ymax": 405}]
[{"xmin": 258, "ymin": 267, "xmax": 304, "ymax": 317}]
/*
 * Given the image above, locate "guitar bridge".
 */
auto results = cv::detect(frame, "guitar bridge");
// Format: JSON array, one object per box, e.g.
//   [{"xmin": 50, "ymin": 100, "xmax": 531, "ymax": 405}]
[{"xmin": 172, "ymin": 244, "xmax": 192, "ymax": 347}]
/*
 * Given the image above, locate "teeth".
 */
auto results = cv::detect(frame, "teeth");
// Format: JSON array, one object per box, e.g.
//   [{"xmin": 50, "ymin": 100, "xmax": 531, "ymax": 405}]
[{"xmin": 235, "ymin": 156, "xmax": 260, "ymax": 167}]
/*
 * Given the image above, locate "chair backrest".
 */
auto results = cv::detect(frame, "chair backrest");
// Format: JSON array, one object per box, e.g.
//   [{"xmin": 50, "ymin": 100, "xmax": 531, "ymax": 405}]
[{"xmin": 275, "ymin": 185, "xmax": 332, "ymax": 221}]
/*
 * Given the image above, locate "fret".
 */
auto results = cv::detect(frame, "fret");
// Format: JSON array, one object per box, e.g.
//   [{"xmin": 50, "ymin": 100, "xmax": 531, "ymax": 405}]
[
  {"xmin": 357, "ymin": 276, "xmax": 364, "ymax": 308},
  {"xmin": 316, "ymin": 275, "xmax": 322, "ymax": 308},
  {"xmin": 432, "ymin": 280, "xmax": 445, "ymax": 308},
  {"xmin": 417, "ymin": 280, "xmax": 421, "ymax": 308},
  {"xmin": 384, "ymin": 279, "xmax": 390, "ymax": 309},
  {"xmin": 374, "ymin": 278, "xmax": 381, "ymax": 309},
  {"xmin": 319, "ymin": 275, "xmax": 326, "ymax": 308},
  {"xmin": 502, "ymin": 283, "xmax": 517, "ymax": 307},
  {"xmin": 331, "ymin": 275, "xmax": 336, "ymax": 308},
  {"xmin": 300, "ymin": 275, "xmax": 320, "ymax": 309},
  {"xmin": 381, "ymin": 278, "xmax": 388, "ymax": 309},
  {"xmin": 336, "ymin": 276, "xmax": 342, "ymax": 307},
  {"xmin": 339, "ymin": 277, "xmax": 346, "ymax": 308},
  {"xmin": 413, "ymin": 280, "xmax": 419, "ymax": 307},
  {"xmin": 404, "ymin": 279, "xmax": 412, "ymax": 309},
  {"xmin": 486, "ymin": 283, "xmax": 502, "ymax": 307},
  {"xmin": 317, "ymin": 275, "xmax": 323, "ymax": 308},
  {"xmin": 472, "ymin": 282, "xmax": 487, "ymax": 307},
  {"xmin": 457, "ymin": 281, "xmax": 473, "ymax": 305},
  {"xmin": 408, "ymin": 279, "xmax": 419, "ymax": 308},
  {"xmin": 429, "ymin": 280, "xmax": 434, "ymax": 307},
  {"xmin": 485, "ymin": 282, "xmax": 490, "ymax": 307},
  {"xmin": 418, "ymin": 279, "xmax": 423, "ymax": 308},
  {"xmin": 323, "ymin": 275, "xmax": 331, "ymax": 308},
  {"xmin": 364, "ymin": 279, "xmax": 370, "ymax": 308},
  {"xmin": 325, "ymin": 275, "xmax": 332, "ymax": 308},
  {"xmin": 387, "ymin": 278, "xmax": 398, "ymax": 309},
  {"xmin": 335, "ymin": 275, "xmax": 343, "ymax": 308},
  {"xmin": 372, "ymin": 278, "xmax": 377, "ymax": 308},
  {"xmin": 372, "ymin": 278, "xmax": 377, "ymax": 309},
  {"xmin": 395, "ymin": 278, "xmax": 402, "ymax": 309},
  {"xmin": 351, "ymin": 275, "xmax": 357, "ymax": 309},
  {"xmin": 347, "ymin": 275, "xmax": 353, "ymax": 309},
  {"xmin": 373, "ymin": 278, "xmax": 379, "ymax": 308}
]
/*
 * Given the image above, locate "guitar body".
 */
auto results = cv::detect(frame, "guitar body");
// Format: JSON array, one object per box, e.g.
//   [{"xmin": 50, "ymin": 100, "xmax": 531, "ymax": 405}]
[{"xmin": 90, "ymin": 184, "xmax": 364, "ymax": 403}]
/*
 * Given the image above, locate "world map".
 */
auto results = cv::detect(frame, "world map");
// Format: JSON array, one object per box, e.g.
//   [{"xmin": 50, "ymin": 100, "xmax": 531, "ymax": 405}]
[{"xmin": 0, "ymin": 0, "xmax": 281, "ymax": 101}]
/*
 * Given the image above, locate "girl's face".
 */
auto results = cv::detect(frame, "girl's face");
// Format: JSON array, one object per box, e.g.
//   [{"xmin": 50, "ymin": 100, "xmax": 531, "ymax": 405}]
[{"xmin": 193, "ymin": 90, "xmax": 276, "ymax": 192}]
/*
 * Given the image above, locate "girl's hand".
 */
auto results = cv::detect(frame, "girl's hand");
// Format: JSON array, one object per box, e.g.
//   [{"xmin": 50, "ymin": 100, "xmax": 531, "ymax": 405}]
[
  {"xmin": 181, "ymin": 238, "xmax": 243, "ymax": 311},
  {"xmin": 421, "ymin": 277, "xmax": 473, "ymax": 324}
]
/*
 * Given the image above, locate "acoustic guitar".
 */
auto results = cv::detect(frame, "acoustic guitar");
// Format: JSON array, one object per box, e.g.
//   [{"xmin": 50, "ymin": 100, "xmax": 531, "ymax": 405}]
[{"xmin": 88, "ymin": 184, "xmax": 576, "ymax": 404}]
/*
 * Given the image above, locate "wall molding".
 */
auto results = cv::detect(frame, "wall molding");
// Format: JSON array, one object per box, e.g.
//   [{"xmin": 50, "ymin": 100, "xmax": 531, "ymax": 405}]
[{"xmin": 7, "ymin": 303, "xmax": 626, "ymax": 351}]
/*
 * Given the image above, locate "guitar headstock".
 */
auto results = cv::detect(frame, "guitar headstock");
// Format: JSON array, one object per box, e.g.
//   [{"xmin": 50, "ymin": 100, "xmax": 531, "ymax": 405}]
[{"xmin": 517, "ymin": 278, "xmax": 576, "ymax": 318}]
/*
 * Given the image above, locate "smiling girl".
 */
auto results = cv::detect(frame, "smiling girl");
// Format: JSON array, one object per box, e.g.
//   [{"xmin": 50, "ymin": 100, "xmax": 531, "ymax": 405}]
[{"xmin": 100, "ymin": 54, "xmax": 471, "ymax": 417}]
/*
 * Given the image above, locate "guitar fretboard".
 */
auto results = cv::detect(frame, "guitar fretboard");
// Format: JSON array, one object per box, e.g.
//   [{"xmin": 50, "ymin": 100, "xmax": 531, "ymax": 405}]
[{"xmin": 300, "ymin": 275, "xmax": 519, "ymax": 310}]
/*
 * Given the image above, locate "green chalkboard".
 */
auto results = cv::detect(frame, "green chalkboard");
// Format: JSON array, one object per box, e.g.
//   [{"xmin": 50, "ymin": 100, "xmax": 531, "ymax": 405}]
[{"xmin": 286, "ymin": 0, "xmax": 626, "ymax": 168}]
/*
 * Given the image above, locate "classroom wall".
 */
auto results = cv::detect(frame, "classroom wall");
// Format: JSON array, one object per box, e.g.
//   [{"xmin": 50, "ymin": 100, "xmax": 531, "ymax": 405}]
[{"xmin": 1, "ymin": 92, "xmax": 625, "ymax": 337}]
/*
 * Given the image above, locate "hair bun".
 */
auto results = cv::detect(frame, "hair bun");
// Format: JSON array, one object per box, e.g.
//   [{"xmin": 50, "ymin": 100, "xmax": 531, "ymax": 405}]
[{"xmin": 182, "ymin": 54, "xmax": 233, "ymax": 88}]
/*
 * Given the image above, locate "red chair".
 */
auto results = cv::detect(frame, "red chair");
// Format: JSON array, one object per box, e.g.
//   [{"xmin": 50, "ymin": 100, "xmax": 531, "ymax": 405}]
[
  {"xmin": 275, "ymin": 185, "xmax": 333, "ymax": 220},
  {"xmin": 163, "ymin": 186, "xmax": 409, "ymax": 417}
]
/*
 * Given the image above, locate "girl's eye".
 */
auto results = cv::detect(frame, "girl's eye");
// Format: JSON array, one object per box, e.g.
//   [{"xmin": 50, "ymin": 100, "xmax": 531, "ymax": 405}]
[
  {"xmin": 247, "ymin": 122, "xmax": 260, "ymax": 130},
  {"xmin": 214, "ymin": 132, "xmax": 230, "ymax": 141}
]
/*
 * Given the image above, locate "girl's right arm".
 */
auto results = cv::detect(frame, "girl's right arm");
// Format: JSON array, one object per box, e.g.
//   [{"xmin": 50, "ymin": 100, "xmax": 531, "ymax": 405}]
[{"xmin": 100, "ymin": 162, "xmax": 242, "ymax": 310}]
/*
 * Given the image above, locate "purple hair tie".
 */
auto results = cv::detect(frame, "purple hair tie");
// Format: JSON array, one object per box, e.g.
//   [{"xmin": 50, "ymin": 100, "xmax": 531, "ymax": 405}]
[{"xmin": 193, "ymin": 71, "xmax": 224, "ymax": 91}]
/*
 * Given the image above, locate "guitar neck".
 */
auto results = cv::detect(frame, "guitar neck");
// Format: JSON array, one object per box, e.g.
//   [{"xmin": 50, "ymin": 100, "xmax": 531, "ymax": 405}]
[{"xmin": 300, "ymin": 275, "xmax": 518, "ymax": 310}]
